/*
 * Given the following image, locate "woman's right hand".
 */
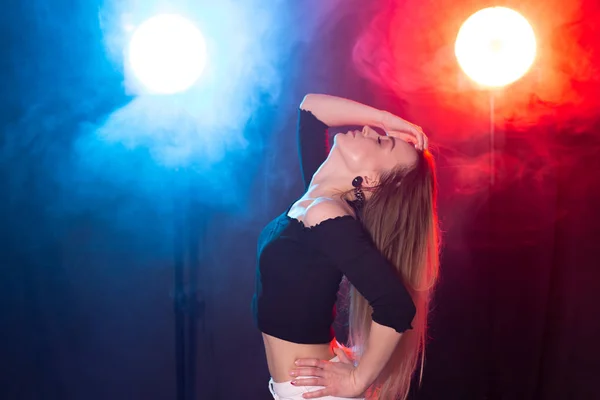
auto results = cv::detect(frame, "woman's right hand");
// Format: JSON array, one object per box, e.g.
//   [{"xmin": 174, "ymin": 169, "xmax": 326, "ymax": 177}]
[
  {"xmin": 289, "ymin": 347, "xmax": 367, "ymax": 399},
  {"xmin": 380, "ymin": 111, "xmax": 428, "ymax": 151}
]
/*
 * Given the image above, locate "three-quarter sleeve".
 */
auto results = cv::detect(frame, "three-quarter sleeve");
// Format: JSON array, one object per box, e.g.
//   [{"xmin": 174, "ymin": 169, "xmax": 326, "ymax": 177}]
[
  {"xmin": 305, "ymin": 217, "xmax": 416, "ymax": 333},
  {"xmin": 297, "ymin": 108, "xmax": 329, "ymax": 191}
]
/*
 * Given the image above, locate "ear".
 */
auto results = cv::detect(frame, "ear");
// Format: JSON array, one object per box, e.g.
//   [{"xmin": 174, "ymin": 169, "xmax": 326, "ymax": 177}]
[{"xmin": 363, "ymin": 175, "xmax": 379, "ymax": 188}]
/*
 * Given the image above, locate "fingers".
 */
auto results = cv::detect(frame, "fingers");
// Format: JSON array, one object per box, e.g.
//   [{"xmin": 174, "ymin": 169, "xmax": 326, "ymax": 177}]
[
  {"xmin": 389, "ymin": 129, "xmax": 428, "ymax": 151},
  {"xmin": 397, "ymin": 120, "xmax": 423, "ymax": 149},
  {"xmin": 413, "ymin": 124, "xmax": 429, "ymax": 150},
  {"xmin": 417, "ymin": 126, "xmax": 428, "ymax": 150},
  {"xmin": 294, "ymin": 358, "xmax": 326, "ymax": 368},
  {"xmin": 407, "ymin": 125, "xmax": 423, "ymax": 150},
  {"xmin": 290, "ymin": 367, "xmax": 324, "ymax": 378},
  {"xmin": 391, "ymin": 132, "xmax": 416, "ymax": 145},
  {"xmin": 292, "ymin": 377, "xmax": 325, "ymax": 387},
  {"xmin": 382, "ymin": 111, "xmax": 429, "ymax": 150},
  {"xmin": 398, "ymin": 121, "xmax": 425, "ymax": 150},
  {"xmin": 412, "ymin": 127, "xmax": 423, "ymax": 148}
]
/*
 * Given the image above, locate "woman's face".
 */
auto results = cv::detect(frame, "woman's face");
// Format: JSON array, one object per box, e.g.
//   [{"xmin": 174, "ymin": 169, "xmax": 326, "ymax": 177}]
[{"xmin": 332, "ymin": 125, "xmax": 418, "ymax": 181}]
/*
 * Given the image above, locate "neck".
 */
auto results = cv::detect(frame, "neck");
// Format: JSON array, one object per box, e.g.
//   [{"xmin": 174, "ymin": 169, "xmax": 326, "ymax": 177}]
[{"xmin": 303, "ymin": 155, "xmax": 355, "ymax": 202}]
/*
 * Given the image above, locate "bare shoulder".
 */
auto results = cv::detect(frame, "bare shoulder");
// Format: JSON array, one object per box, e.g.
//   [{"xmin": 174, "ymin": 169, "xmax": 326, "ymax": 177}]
[{"xmin": 303, "ymin": 198, "xmax": 354, "ymax": 228}]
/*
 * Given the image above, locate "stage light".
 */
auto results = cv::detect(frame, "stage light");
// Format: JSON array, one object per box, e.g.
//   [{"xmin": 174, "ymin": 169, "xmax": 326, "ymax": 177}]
[
  {"xmin": 127, "ymin": 14, "xmax": 207, "ymax": 94},
  {"xmin": 455, "ymin": 7, "xmax": 536, "ymax": 88}
]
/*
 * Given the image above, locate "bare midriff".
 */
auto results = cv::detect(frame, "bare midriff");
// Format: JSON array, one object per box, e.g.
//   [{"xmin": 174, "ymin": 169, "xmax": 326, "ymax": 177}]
[{"xmin": 262, "ymin": 333, "xmax": 338, "ymax": 383}]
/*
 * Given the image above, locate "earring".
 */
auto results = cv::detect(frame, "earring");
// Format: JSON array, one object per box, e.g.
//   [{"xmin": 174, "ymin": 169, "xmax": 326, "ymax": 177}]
[{"xmin": 352, "ymin": 176, "xmax": 365, "ymax": 206}]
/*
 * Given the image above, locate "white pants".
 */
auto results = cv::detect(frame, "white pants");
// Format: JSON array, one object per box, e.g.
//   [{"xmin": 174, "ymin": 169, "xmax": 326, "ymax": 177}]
[{"xmin": 268, "ymin": 356, "xmax": 365, "ymax": 400}]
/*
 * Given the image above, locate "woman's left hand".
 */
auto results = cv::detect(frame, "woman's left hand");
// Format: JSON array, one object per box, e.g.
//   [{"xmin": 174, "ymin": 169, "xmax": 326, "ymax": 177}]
[
  {"xmin": 381, "ymin": 110, "xmax": 428, "ymax": 150},
  {"xmin": 289, "ymin": 348, "xmax": 366, "ymax": 399}
]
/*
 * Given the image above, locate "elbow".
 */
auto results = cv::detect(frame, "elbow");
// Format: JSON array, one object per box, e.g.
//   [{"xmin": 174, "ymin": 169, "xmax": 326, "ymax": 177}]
[
  {"xmin": 401, "ymin": 293, "xmax": 417, "ymax": 328},
  {"xmin": 371, "ymin": 295, "xmax": 416, "ymax": 333},
  {"xmin": 393, "ymin": 298, "xmax": 416, "ymax": 333}
]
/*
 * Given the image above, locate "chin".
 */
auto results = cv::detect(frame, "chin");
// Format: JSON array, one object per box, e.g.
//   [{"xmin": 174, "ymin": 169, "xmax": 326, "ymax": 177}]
[{"xmin": 332, "ymin": 133, "xmax": 346, "ymax": 148}]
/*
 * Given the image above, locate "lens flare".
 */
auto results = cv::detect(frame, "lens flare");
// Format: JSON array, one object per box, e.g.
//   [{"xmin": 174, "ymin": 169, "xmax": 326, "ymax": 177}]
[
  {"xmin": 455, "ymin": 7, "xmax": 536, "ymax": 88},
  {"xmin": 128, "ymin": 14, "xmax": 207, "ymax": 94}
]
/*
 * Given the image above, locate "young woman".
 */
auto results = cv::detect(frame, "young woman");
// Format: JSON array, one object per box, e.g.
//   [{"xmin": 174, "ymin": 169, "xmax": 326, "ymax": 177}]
[{"xmin": 252, "ymin": 94, "xmax": 440, "ymax": 400}]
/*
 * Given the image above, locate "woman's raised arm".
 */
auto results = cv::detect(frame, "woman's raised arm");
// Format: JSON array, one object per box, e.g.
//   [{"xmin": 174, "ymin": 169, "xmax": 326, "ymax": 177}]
[
  {"xmin": 300, "ymin": 94, "xmax": 426, "ymax": 150},
  {"xmin": 299, "ymin": 93, "xmax": 384, "ymax": 129}
]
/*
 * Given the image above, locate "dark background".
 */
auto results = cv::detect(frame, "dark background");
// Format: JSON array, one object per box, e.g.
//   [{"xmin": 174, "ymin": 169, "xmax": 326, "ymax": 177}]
[{"xmin": 1, "ymin": 0, "xmax": 599, "ymax": 399}]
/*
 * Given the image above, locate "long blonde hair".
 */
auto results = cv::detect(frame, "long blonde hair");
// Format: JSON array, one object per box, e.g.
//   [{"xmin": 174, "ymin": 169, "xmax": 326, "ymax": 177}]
[{"xmin": 345, "ymin": 150, "xmax": 440, "ymax": 399}]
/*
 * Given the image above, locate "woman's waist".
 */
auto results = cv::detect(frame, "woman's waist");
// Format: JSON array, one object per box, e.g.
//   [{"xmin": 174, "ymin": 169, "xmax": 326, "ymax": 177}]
[{"xmin": 262, "ymin": 333, "xmax": 339, "ymax": 382}]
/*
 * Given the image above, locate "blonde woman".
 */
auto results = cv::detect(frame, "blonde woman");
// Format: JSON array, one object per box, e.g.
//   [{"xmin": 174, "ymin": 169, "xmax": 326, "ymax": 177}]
[{"xmin": 252, "ymin": 94, "xmax": 440, "ymax": 399}]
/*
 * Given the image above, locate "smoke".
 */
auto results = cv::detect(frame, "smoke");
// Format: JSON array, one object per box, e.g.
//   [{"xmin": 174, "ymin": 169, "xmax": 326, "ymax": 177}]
[
  {"xmin": 3, "ymin": 0, "xmax": 596, "ymax": 246},
  {"xmin": 0, "ymin": 0, "xmax": 348, "ymax": 256},
  {"xmin": 351, "ymin": 0, "xmax": 600, "ymax": 196},
  {"xmin": 353, "ymin": 0, "xmax": 600, "ymax": 123}
]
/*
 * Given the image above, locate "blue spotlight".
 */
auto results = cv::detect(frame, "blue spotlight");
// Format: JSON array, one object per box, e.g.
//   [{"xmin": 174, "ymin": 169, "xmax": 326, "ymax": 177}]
[{"xmin": 127, "ymin": 14, "xmax": 207, "ymax": 94}]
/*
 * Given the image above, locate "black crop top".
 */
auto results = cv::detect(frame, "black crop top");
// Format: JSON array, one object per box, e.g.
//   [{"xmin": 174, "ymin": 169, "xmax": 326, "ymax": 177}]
[{"xmin": 251, "ymin": 109, "xmax": 416, "ymax": 344}]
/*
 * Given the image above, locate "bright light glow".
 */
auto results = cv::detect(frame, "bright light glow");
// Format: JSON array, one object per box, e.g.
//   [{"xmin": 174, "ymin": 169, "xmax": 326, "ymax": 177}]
[
  {"xmin": 455, "ymin": 7, "xmax": 536, "ymax": 88},
  {"xmin": 128, "ymin": 14, "xmax": 207, "ymax": 94}
]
